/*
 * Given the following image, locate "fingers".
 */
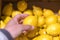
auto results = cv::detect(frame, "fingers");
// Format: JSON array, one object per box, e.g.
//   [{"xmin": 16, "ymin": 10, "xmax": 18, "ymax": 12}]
[
  {"xmin": 13, "ymin": 14, "xmax": 29, "ymax": 24},
  {"xmin": 22, "ymin": 25, "xmax": 34, "ymax": 31},
  {"xmin": 19, "ymin": 20, "xmax": 23, "ymax": 24},
  {"xmin": 22, "ymin": 25, "xmax": 34, "ymax": 35},
  {"xmin": 19, "ymin": 14, "xmax": 29, "ymax": 19},
  {"xmin": 16, "ymin": 24, "xmax": 34, "ymax": 35},
  {"xmin": 14, "ymin": 14, "xmax": 29, "ymax": 20},
  {"xmin": 16, "ymin": 24, "xmax": 34, "ymax": 32},
  {"xmin": 18, "ymin": 14, "xmax": 29, "ymax": 24}
]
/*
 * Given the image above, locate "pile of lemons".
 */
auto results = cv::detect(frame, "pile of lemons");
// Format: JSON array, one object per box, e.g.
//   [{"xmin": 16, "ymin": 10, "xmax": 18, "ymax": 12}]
[{"xmin": 0, "ymin": 1, "xmax": 60, "ymax": 40}]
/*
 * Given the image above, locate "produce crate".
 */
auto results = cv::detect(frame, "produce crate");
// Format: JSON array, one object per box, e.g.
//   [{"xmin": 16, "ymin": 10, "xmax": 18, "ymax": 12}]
[
  {"xmin": 0, "ymin": 0, "xmax": 60, "ymax": 40},
  {"xmin": 1, "ymin": 0, "xmax": 60, "ymax": 14}
]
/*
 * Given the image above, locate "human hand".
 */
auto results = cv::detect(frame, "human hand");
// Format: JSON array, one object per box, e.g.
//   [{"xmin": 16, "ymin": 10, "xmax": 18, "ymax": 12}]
[{"xmin": 4, "ymin": 14, "xmax": 34, "ymax": 38}]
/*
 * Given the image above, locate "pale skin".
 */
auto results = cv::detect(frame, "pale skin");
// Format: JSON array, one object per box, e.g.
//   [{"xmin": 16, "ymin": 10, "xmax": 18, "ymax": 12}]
[{"xmin": 4, "ymin": 14, "xmax": 34, "ymax": 38}]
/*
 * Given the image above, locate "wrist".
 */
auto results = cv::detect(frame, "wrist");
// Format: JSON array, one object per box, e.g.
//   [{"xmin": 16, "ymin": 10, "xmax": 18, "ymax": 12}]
[
  {"xmin": 5, "ymin": 28, "xmax": 16, "ymax": 38},
  {"xmin": 0, "ymin": 29, "xmax": 14, "ymax": 40}
]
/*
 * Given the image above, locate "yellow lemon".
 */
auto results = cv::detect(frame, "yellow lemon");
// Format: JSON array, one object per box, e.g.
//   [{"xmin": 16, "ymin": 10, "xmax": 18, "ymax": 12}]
[
  {"xmin": 23, "ymin": 10, "xmax": 33, "ymax": 15},
  {"xmin": 53, "ymin": 36, "xmax": 60, "ymax": 40},
  {"xmin": 43, "ymin": 24, "xmax": 47, "ymax": 29},
  {"xmin": 17, "ymin": 1, "xmax": 27, "ymax": 12},
  {"xmin": 15, "ymin": 37, "xmax": 19, "ymax": 40},
  {"xmin": 58, "ymin": 16, "xmax": 60, "ymax": 23},
  {"xmin": 46, "ymin": 23, "xmax": 60, "ymax": 36},
  {"xmin": 59, "ymin": 35, "xmax": 60, "ymax": 39},
  {"xmin": 0, "ymin": 20, "xmax": 6, "ymax": 29},
  {"xmin": 43, "ymin": 9, "xmax": 54, "ymax": 17},
  {"xmin": 1, "ymin": 16, "xmax": 6, "ymax": 20},
  {"xmin": 33, "ymin": 34, "xmax": 52, "ymax": 40},
  {"xmin": 12, "ymin": 11, "xmax": 22, "ymax": 17},
  {"xmin": 45, "ymin": 15, "xmax": 58, "ymax": 25},
  {"xmin": 39, "ymin": 29, "xmax": 47, "ymax": 35},
  {"xmin": 3, "ymin": 3, "xmax": 13, "ymax": 16},
  {"xmin": 19, "ymin": 35, "xmax": 29, "ymax": 40},
  {"xmin": 27, "ymin": 28, "xmax": 39, "ymax": 38},
  {"xmin": 33, "ymin": 36, "xmax": 38, "ymax": 40},
  {"xmin": 4, "ymin": 16, "xmax": 11, "ymax": 24},
  {"xmin": 38, "ymin": 16, "xmax": 45, "ymax": 27},
  {"xmin": 58, "ymin": 10, "xmax": 60, "ymax": 15},
  {"xmin": 23, "ymin": 16, "xmax": 37, "ymax": 27},
  {"xmin": 33, "ymin": 5, "xmax": 43, "ymax": 17}
]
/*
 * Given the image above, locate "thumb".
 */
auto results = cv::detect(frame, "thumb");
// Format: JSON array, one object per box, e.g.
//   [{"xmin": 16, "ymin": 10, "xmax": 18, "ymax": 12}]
[
  {"xmin": 22, "ymin": 25, "xmax": 34, "ymax": 31},
  {"xmin": 13, "ymin": 14, "xmax": 29, "ymax": 24}
]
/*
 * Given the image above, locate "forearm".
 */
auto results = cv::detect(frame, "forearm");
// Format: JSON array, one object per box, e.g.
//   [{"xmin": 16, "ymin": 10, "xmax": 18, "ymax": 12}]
[{"xmin": 0, "ymin": 29, "xmax": 13, "ymax": 40}]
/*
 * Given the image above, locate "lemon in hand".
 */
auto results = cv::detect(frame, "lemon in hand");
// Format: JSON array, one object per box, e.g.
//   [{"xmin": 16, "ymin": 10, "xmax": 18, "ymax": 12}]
[
  {"xmin": 33, "ymin": 5, "xmax": 43, "ymax": 17},
  {"xmin": 23, "ymin": 16, "xmax": 37, "ymax": 27},
  {"xmin": 12, "ymin": 11, "xmax": 22, "ymax": 17},
  {"xmin": 23, "ymin": 10, "xmax": 33, "ymax": 15},
  {"xmin": 46, "ymin": 23, "xmax": 60, "ymax": 36}
]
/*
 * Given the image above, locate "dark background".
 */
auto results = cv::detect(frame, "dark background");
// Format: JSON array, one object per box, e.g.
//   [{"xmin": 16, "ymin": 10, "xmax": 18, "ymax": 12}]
[{"xmin": 0, "ymin": 0, "xmax": 60, "ymax": 16}]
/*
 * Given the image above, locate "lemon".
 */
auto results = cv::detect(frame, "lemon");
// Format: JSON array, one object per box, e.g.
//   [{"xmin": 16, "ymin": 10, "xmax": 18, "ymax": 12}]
[
  {"xmin": 59, "ymin": 35, "xmax": 60, "ymax": 39},
  {"xmin": 33, "ymin": 36, "xmax": 38, "ymax": 40},
  {"xmin": 43, "ymin": 24, "xmax": 47, "ymax": 29},
  {"xmin": 15, "ymin": 37, "xmax": 19, "ymax": 40},
  {"xmin": 46, "ymin": 23, "xmax": 60, "ymax": 36},
  {"xmin": 33, "ymin": 34, "xmax": 52, "ymax": 40},
  {"xmin": 45, "ymin": 15, "xmax": 58, "ymax": 25},
  {"xmin": 4, "ymin": 16, "xmax": 11, "ymax": 24},
  {"xmin": 43, "ymin": 9, "xmax": 54, "ymax": 17},
  {"xmin": 58, "ymin": 10, "xmax": 60, "ymax": 15},
  {"xmin": 23, "ymin": 10, "xmax": 33, "ymax": 15},
  {"xmin": 23, "ymin": 16, "xmax": 37, "ymax": 27},
  {"xmin": 17, "ymin": 1, "xmax": 27, "ymax": 12},
  {"xmin": 27, "ymin": 28, "xmax": 39, "ymax": 38},
  {"xmin": 19, "ymin": 35, "xmax": 29, "ymax": 40},
  {"xmin": 53, "ymin": 36, "xmax": 60, "ymax": 40},
  {"xmin": 33, "ymin": 5, "xmax": 43, "ymax": 17},
  {"xmin": 12, "ymin": 11, "xmax": 22, "ymax": 17},
  {"xmin": 3, "ymin": 3, "xmax": 13, "ymax": 16},
  {"xmin": 57, "ymin": 16, "xmax": 60, "ymax": 23},
  {"xmin": 1, "ymin": 16, "xmax": 6, "ymax": 20},
  {"xmin": 0, "ymin": 20, "xmax": 6, "ymax": 29},
  {"xmin": 39, "ymin": 29, "xmax": 47, "ymax": 35},
  {"xmin": 38, "ymin": 16, "xmax": 45, "ymax": 27}
]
